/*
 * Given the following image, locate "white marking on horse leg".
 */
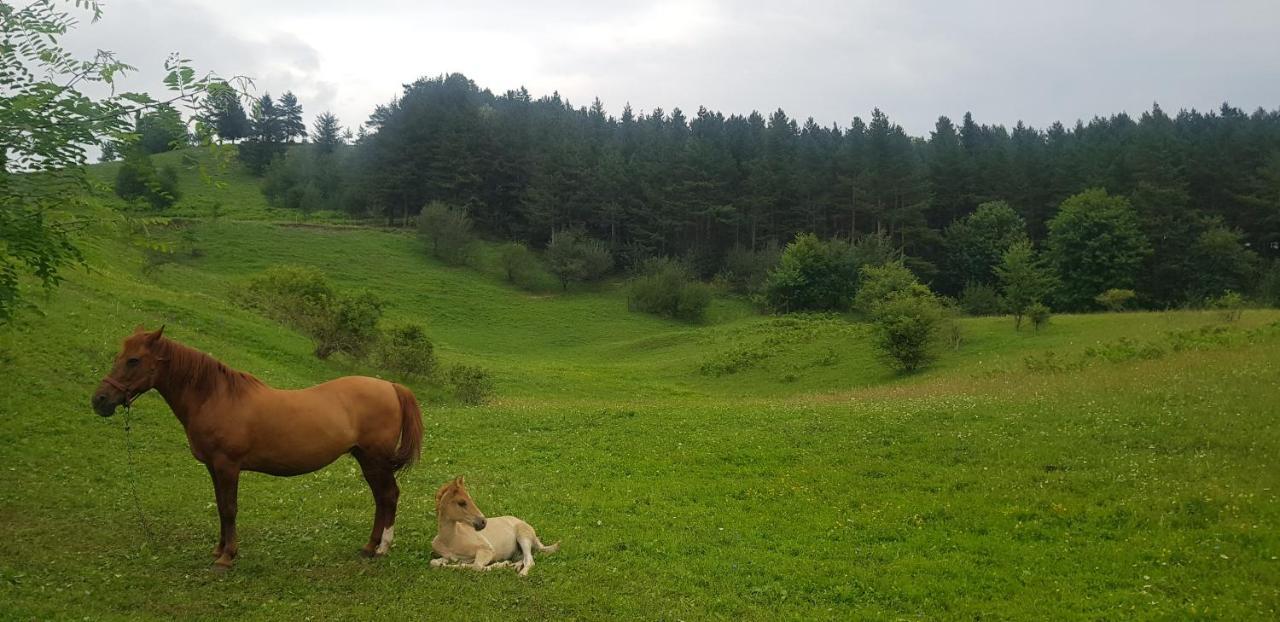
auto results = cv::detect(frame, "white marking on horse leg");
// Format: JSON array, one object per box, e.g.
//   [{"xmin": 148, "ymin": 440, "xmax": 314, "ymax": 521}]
[{"xmin": 375, "ymin": 526, "xmax": 394, "ymax": 555}]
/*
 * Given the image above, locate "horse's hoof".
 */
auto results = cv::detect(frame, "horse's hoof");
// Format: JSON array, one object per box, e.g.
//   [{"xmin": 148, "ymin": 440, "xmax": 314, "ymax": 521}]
[
  {"xmin": 211, "ymin": 562, "xmax": 232, "ymax": 573},
  {"xmin": 358, "ymin": 547, "xmax": 377, "ymax": 558}
]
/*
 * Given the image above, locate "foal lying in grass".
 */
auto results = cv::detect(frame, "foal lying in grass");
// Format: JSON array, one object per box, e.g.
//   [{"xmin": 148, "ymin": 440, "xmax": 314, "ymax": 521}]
[{"xmin": 430, "ymin": 476, "xmax": 559, "ymax": 576}]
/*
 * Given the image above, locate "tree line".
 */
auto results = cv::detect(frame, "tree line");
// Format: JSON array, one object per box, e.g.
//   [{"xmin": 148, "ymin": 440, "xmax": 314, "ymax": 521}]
[{"xmin": 228, "ymin": 73, "xmax": 1280, "ymax": 311}]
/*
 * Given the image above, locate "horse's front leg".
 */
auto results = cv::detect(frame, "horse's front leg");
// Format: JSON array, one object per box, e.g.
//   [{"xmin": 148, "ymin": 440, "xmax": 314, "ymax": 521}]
[
  {"xmin": 206, "ymin": 465, "xmax": 225, "ymax": 558},
  {"xmin": 210, "ymin": 458, "xmax": 241, "ymax": 570}
]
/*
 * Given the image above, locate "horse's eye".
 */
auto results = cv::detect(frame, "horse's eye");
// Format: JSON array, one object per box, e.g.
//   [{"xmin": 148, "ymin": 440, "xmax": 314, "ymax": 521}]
[
  {"xmin": 126, "ymin": 357, "xmax": 140, "ymax": 367},
  {"xmin": 457, "ymin": 500, "xmax": 466, "ymax": 507}
]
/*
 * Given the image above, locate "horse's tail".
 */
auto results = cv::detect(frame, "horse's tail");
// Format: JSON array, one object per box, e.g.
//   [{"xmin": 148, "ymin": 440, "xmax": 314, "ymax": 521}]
[{"xmin": 390, "ymin": 383, "xmax": 423, "ymax": 471}]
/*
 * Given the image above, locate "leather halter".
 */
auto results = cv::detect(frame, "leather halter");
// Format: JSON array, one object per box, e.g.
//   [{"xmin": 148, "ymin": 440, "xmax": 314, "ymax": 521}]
[{"xmin": 103, "ymin": 375, "xmax": 142, "ymax": 409}]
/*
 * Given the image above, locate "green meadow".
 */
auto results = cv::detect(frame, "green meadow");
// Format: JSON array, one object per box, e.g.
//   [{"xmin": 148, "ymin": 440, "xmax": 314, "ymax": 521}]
[{"xmin": 2, "ymin": 151, "xmax": 1278, "ymax": 620}]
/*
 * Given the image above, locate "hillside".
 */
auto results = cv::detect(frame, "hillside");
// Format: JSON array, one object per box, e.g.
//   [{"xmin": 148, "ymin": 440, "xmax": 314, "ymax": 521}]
[{"xmin": 1, "ymin": 154, "xmax": 1278, "ymax": 619}]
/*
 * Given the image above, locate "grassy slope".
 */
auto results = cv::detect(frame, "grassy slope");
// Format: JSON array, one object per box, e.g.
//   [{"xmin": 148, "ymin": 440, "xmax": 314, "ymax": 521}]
[{"xmin": 2, "ymin": 152, "xmax": 1278, "ymax": 620}]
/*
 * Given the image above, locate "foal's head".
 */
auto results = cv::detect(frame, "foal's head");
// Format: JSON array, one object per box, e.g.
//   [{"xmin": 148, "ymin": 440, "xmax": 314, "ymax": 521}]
[
  {"xmin": 435, "ymin": 476, "xmax": 487, "ymax": 531},
  {"xmin": 92, "ymin": 325, "xmax": 166, "ymax": 417}
]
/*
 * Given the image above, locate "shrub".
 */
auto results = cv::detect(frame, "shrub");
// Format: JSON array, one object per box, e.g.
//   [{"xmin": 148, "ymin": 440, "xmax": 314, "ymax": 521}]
[
  {"xmin": 546, "ymin": 229, "xmax": 613, "ymax": 290},
  {"xmin": 418, "ymin": 202, "xmax": 475, "ymax": 266},
  {"xmin": 698, "ymin": 346, "xmax": 771, "ymax": 377},
  {"xmin": 307, "ymin": 290, "xmax": 383, "ymax": 359},
  {"xmin": 627, "ymin": 258, "xmax": 712, "ymax": 322},
  {"xmin": 1027, "ymin": 303, "xmax": 1051, "ymax": 331},
  {"xmin": 497, "ymin": 242, "xmax": 539, "ymax": 286},
  {"xmin": 762, "ymin": 233, "xmax": 860, "ymax": 313},
  {"xmin": 375, "ymin": 324, "xmax": 437, "ymax": 379},
  {"xmin": 854, "ymin": 262, "xmax": 931, "ymax": 314},
  {"xmin": 1207, "ymin": 291, "xmax": 1245, "ymax": 322},
  {"xmin": 1095, "ymin": 288, "xmax": 1136, "ymax": 312},
  {"xmin": 1084, "ymin": 337, "xmax": 1165, "ymax": 363},
  {"xmin": 115, "ymin": 149, "xmax": 180, "ymax": 210},
  {"xmin": 958, "ymin": 283, "xmax": 1004, "ymax": 316},
  {"xmin": 447, "ymin": 365, "xmax": 495, "ymax": 405},
  {"xmin": 233, "ymin": 266, "xmax": 383, "ymax": 359},
  {"xmin": 870, "ymin": 294, "xmax": 944, "ymax": 373}
]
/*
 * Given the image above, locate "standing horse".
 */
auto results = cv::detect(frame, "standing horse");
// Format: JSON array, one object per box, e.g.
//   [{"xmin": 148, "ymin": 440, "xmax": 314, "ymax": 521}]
[{"xmin": 91, "ymin": 326, "xmax": 423, "ymax": 570}]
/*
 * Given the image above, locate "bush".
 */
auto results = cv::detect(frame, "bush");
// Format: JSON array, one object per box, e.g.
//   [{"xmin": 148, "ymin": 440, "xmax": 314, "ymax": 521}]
[
  {"xmin": 546, "ymin": 229, "xmax": 613, "ymax": 290},
  {"xmin": 1207, "ymin": 291, "xmax": 1245, "ymax": 322},
  {"xmin": 233, "ymin": 265, "xmax": 383, "ymax": 359},
  {"xmin": 1095, "ymin": 288, "xmax": 1136, "ymax": 312},
  {"xmin": 497, "ymin": 242, "xmax": 539, "ymax": 286},
  {"xmin": 418, "ymin": 202, "xmax": 475, "ymax": 266},
  {"xmin": 1027, "ymin": 302, "xmax": 1052, "ymax": 331},
  {"xmin": 115, "ymin": 149, "xmax": 180, "ymax": 210},
  {"xmin": 958, "ymin": 283, "xmax": 1004, "ymax": 316},
  {"xmin": 854, "ymin": 262, "xmax": 931, "ymax": 314},
  {"xmin": 762, "ymin": 233, "xmax": 860, "ymax": 313},
  {"xmin": 447, "ymin": 365, "xmax": 495, "ymax": 405},
  {"xmin": 374, "ymin": 324, "xmax": 437, "ymax": 379},
  {"xmin": 307, "ymin": 290, "xmax": 383, "ymax": 359},
  {"xmin": 871, "ymin": 294, "xmax": 944, "ymax": 373},
  {"xmin": 627, "ymin": 258, "xmax": 712, "ymax": 322}
]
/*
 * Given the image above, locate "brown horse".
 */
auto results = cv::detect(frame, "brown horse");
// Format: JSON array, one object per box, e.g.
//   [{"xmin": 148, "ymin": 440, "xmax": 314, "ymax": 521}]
[{"xmin": 91, "ymin": 326, "xmax": 423, "ymax": 570}]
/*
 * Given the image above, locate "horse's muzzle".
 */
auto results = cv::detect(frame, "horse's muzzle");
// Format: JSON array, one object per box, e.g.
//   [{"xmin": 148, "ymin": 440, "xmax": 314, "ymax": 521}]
[
  {"xmin": 473, "ymin": 517, "xmax": 487, "ymax": 531},
  {"xmin": 92, "ymin": 390, "xmax": 120, "ymax": 417}
]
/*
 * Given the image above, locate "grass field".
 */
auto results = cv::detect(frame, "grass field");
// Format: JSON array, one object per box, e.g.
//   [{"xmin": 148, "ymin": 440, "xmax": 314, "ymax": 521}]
[{"xmin": 1, "ymin": 153, "xmax": 1278, "ymax": 620}]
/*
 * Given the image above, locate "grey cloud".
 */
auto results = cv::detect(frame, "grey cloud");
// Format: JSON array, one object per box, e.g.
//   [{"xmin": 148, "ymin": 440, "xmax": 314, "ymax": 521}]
[{"xmin": 59, "ymin": 0, "xmax": 1280, "ymax": 140}]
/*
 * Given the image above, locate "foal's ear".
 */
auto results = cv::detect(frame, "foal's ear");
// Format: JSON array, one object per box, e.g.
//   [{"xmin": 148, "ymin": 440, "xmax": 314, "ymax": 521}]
[{"xmin": 146, "ymin": 325, "xmax": 165, "ymax": 344}]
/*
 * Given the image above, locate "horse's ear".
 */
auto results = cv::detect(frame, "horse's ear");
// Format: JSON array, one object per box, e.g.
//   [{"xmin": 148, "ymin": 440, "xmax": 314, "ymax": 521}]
[
  {"xmin": 146, "ymin": 325, "xmax": 165, "ymax": 344},
  {"xmin": 456, "ymin": 475, "xmax": 465, "ymax": 486}
]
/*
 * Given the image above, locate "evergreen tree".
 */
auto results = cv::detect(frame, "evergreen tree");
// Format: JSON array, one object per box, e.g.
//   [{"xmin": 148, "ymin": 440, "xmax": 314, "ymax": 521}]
[
  {"xmin": 312, "ymin": 111, "xmax": 344, "ymax": 153},
  {"xmin": 278, "ymin": 91, "xmax": 306, "ymax": 142},
  {"xmin": 201, "ymin": 84, "xmax": 250, "ymax": 143}
]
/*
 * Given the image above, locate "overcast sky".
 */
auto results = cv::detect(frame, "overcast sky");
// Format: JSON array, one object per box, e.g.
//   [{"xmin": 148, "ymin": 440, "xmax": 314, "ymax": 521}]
[{"xmin": 65, "ymin": 0, "xmax": 1280, "ymax": 137}]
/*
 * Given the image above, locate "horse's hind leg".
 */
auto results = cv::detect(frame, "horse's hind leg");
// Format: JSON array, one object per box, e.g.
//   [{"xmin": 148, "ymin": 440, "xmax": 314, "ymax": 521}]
[{"xmin": 351, "ymin": 448, "xmax": 397, "ymax": 557}]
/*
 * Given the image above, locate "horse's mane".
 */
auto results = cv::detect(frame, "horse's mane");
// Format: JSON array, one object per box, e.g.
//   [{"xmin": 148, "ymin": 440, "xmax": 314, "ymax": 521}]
[{"xmin": 159, "ymin": 337, "xmax": 263, "ymax": 401}]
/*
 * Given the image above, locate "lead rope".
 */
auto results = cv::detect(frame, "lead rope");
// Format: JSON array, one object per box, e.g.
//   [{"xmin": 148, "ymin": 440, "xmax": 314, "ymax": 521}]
[{"xmin": 121, "ymin": 404, "xmax": 157, "ymax": 549}]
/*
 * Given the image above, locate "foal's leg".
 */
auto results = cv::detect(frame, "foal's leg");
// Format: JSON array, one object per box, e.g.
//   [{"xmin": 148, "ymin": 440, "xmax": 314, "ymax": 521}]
[
  {"xmin": 210, "ymin": 459, "xmax": 241, "ymax": 569},
  {"xmin": 352, "ymin": 449, "xmax": 393, "ymax": 557}
]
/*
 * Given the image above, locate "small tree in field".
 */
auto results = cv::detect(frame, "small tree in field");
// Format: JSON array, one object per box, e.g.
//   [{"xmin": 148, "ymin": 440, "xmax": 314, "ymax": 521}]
[
  {"xmin": 871, "ymin": 295, "xmax": 945, "ymax": 373},
  {"xmin": 997, "ymin": 240, "xmax": 1056, "ymax": 330},
  {"xmin": 1095, "ymin": 288, "xmax": 1136, "ymax": 312},
  {"xmin": 1027, "ymin": 302, "xmax": 1052, "ymax": 331},
  {"xmin": 417, "ymin": 202, "xmax": 474, "ymax": 265},
  {"xmin": 497, "ymin": 242, "xmax": 538, "ymax": 285},
  {"xmin": 546, "ymin": 229, "xmax": 613, "ymax": 290},
  {"xmin": 860, "ymin": 262, "xmax": 945, "ymax": 372}
]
